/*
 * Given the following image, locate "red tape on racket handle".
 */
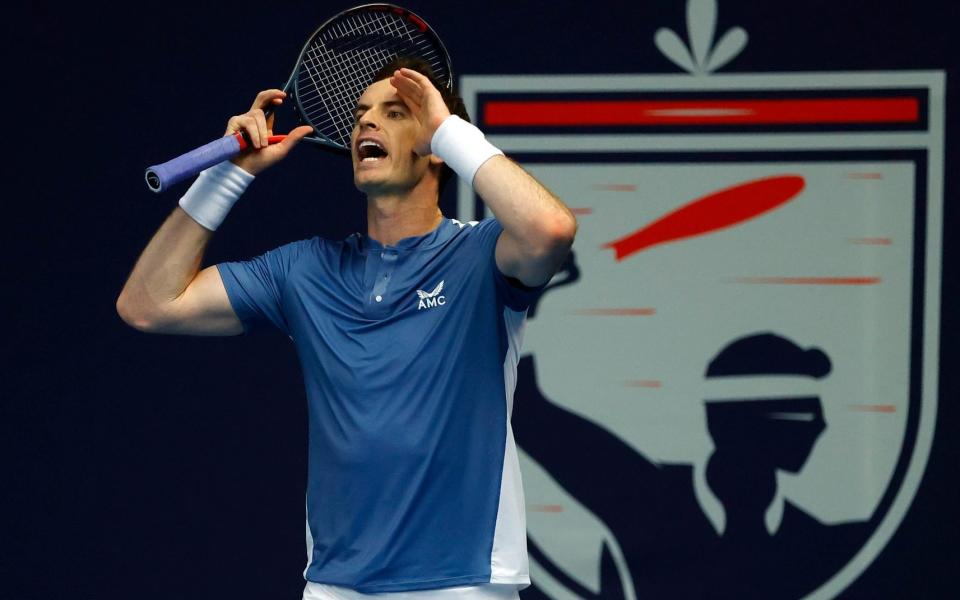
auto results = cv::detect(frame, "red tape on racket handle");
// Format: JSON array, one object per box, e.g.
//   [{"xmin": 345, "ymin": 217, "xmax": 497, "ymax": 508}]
[{"xmin": 144, "ymin": 133, "xmax": 287, "ymax": 193}]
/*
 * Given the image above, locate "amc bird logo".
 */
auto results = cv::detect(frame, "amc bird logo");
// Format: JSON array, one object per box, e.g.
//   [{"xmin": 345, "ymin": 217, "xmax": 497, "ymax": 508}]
[{"xmin": 416, "ymin": 280, "xmax": 446, "ymax": 310}]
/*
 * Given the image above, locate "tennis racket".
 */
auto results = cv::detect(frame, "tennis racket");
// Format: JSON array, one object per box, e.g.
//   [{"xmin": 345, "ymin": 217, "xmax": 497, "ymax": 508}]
[{"xmin": 145, "ymin": 3, "xmax": 453, "ymax": 193}]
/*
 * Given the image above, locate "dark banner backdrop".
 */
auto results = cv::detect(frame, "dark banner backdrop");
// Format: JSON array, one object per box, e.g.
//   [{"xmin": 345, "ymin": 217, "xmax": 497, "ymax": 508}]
[{"xmin": 5, "ymin": 1, "xmax": 957, "ymax": 598}]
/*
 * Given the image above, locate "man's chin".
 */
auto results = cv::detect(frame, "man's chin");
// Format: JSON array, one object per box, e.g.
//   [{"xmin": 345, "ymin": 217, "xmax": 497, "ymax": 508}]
[
  {"xmin": 354, "ymin": 174, "xmax": 386, "ymax": 193},
  {"xmin": 353, "ymin": 161, "xmax": 428, "ymax": 196},
  {"xmin": 354, "ymin": 163, "xmax": 382, "ymax": 186},
  {"xmin": 354, "ymin": 173, "xmax": 403, "ymax": 196}
]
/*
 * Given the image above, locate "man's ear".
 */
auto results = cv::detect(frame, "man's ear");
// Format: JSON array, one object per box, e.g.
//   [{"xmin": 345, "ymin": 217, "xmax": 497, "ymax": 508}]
[{"xmin": 426, "ymin": 156, "xmax": 444, "ymax": 186}]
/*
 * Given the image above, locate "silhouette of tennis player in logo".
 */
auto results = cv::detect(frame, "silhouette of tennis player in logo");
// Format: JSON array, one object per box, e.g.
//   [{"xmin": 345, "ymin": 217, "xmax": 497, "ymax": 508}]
[{"xmin": 514, "ymin": 255, "xmax": 869, "ymax": 599}]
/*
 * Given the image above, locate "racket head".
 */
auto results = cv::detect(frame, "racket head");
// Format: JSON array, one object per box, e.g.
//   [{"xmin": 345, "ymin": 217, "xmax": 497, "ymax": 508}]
[{"xmin": 285, "ymin": 3, "xmax": 454, "ymax": 153}]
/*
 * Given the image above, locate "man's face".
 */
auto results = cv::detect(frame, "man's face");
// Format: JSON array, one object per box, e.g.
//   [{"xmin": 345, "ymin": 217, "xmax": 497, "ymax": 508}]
[{"xmin": 350, "ymin": 78, "xmax": 432, "ymax": 194}]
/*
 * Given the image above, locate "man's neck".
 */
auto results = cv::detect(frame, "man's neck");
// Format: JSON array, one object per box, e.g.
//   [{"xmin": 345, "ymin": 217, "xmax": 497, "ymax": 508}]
[{"xmin": 365, "ymin": 185, "xmax": 443, "ymax": 247}]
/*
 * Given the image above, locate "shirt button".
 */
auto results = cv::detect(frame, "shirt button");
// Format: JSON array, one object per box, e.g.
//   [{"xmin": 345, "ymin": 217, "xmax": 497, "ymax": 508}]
[{"xmin": 375, "ymin": 295, "xmax": 383, "ymax": 302}]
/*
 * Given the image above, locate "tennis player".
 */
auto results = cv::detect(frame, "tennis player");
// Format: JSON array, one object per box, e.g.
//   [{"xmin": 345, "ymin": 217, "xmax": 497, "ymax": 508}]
[{"xmin": 117, "ymin": 57, "xmax": 577, "ymax": 600}]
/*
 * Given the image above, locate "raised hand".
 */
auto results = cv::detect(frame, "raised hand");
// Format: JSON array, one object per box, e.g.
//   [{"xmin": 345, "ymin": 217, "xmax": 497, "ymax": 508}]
[
  {"xmin": 389, "ymin": 68, "xmax": 451, "ymax": 156},
  {"xmin": 228, "ymin": 89, "xmax": 313, "ymax": 175}
]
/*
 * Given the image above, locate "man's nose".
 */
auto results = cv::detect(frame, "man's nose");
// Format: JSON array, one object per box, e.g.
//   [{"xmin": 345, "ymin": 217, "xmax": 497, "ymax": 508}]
[{"xmin": 358, "ymin": 112, "xmax": 380, "ymax": 130}]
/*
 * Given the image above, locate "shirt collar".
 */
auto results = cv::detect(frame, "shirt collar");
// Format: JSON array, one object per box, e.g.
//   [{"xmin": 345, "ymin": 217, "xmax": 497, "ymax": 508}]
[{"xmin": 357, "ymin": 218, "xmax": 457, "ymax": 253}]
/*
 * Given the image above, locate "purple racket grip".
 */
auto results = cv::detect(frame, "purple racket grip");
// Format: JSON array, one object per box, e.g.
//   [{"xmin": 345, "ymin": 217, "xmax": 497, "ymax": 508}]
[{"xmin": 145, "ymin": 134, "xmax": 243, "ymax": 193}]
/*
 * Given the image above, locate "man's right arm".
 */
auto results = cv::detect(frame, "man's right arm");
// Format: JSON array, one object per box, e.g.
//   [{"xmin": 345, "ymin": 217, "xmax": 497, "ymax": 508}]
[
  {"xmin": 116, "ymin": 89, "xmax": 312, "ymax": 336},
  {"xmin": 116, "ymin": 206, "xmax": 243, "ymax": 335}
]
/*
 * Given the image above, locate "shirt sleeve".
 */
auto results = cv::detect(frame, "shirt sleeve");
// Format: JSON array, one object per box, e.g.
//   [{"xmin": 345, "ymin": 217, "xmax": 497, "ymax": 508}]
[
  {"xmin": 216, "ymin": 238, "xmax": 314, "ymax": 335},
  {"xmin": 472, "ymin": 218, "xmax": 547, "ymax": 311}
]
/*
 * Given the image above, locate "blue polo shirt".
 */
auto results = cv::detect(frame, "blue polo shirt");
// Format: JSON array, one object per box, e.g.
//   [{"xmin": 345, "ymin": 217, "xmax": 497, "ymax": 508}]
[{"xmin": 217, "ymin": 218, "xmax": 538, "ymax": 593}]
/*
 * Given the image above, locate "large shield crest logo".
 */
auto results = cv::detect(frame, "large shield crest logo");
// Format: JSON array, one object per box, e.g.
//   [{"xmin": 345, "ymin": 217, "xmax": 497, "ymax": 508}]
[{"xmin": 459, "ymin": 1, "xmax": 944, "ymax": 597}]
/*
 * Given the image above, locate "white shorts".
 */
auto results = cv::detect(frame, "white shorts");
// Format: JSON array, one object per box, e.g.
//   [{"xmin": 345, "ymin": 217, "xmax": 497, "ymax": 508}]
[{"xmin": 302, "ymin": 582, "xmax": 520, "ymax": 600}]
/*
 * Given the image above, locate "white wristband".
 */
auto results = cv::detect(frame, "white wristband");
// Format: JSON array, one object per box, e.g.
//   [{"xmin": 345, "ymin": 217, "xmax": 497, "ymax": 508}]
[
  {"xmin": 178, "ymin": 161, "xmax": 255, "ymax": 231},
  {"xmin": 430, "ymin": 115, "xmax": 503, "ymax": 186}
]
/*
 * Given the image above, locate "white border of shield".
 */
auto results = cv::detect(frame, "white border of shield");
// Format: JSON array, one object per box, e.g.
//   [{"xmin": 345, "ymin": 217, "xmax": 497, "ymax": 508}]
[{"xmin": 458, "ymin": 71, "xmax": 945, "ymax": 600}]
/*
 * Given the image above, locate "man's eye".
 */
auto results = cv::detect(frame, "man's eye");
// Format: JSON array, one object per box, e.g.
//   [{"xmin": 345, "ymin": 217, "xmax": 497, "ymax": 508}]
[{"xmin": 389, "ymin": 111, "xmax": 403, "ymax": 118}]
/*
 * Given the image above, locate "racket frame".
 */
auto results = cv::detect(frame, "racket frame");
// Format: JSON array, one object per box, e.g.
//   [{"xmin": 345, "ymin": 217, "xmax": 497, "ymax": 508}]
[
  {"xmin": 144, "ymin": 3, "xmax": 453, "ymax": 192},
  {"xmin": 281, "ymin": 3, "xmax": 455, "ymax": 152}
]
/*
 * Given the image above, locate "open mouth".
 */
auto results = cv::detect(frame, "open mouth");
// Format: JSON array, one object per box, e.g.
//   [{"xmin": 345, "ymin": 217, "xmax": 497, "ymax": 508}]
[{"xmin": 357, "ymin": 140, "xmax": 388, "ymax": 162}]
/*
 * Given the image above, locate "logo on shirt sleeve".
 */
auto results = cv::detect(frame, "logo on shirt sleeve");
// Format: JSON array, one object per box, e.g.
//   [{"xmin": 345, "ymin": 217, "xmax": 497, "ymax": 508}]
[{"xmin": 416, "ymin": 280, "xmax": 446, "ymax": 310}]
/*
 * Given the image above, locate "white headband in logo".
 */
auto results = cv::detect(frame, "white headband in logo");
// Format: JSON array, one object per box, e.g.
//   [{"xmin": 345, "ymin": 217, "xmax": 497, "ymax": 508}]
[{"xmin": 701, "ymin": 376, "xmax": 823, "ymax": 402}]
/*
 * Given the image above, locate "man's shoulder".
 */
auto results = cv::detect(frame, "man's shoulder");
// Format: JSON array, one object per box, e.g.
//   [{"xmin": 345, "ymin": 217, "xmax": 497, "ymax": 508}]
[
  {"xmin": 281, "ymin": 234, "xmax": 352, "ymax": 256},
  {"xmin": 449, "ymin": 217, "xmax": 497, "ymax": 231},
  {"xmin": 446, "ymin": 217, "xmax": 502, "ymax": 244},
  {"xmin": 270, "ymin": 235, "xmax": 321, "ymax": 260},
  {"xmin": 449, "ymin": 217, "xmax": 481, "ymax": 229},
  {"xmin": 254, "ymin": 235, "xmax": 339, "ymax": 273},
  {"xmin": 430, "ymin": 219, "xmax": 500, "ymax": 262}
]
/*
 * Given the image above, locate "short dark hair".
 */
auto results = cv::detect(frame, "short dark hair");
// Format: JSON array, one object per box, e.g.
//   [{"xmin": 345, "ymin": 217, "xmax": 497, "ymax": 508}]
[{"xmin": 369, "ymin": 56, "xmax": 470, "ymax": 194}]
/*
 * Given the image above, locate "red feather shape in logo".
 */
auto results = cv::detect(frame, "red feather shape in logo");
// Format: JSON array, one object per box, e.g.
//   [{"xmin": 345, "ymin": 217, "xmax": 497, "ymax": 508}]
[{"xmin": 603, "ymin": 175, "xmax": 806, "ymax": 260}]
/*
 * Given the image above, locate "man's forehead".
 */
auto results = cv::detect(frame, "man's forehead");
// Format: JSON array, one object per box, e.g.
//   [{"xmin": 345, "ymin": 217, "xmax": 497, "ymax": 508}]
[{"xmin": 357, "ymin": 78, "xmax": 401, "ymax": 105}]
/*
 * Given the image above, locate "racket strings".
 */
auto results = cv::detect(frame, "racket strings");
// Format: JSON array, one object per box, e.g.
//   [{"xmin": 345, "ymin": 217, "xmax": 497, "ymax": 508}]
[
  {"xmin": 295, "ymin": 10, "xmax": 451, "ymax": 148},
  {"xmin": 301, "ymin": 13, "xmax": 416, "ymax": 143}
]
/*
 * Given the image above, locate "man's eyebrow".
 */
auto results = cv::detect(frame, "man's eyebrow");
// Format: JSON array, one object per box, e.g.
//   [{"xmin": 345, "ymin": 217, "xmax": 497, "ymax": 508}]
[{"xmin": 353, "ymin": 100, "xmax": 408, "ymax": 115}]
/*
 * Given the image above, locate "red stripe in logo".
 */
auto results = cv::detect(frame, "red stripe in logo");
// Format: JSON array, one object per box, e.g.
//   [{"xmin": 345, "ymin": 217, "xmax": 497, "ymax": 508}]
[{"xmin": 485, "ymin": 98, "xmax": 919, "ymax": 126}]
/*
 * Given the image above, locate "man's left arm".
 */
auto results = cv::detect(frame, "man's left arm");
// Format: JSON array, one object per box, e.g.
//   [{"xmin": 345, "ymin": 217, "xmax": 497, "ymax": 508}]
[
  {"xmin": 390, "ymin": 68, "xmax": 577, "ymax": 287},
  {"xmin": 474, "ymin": 156, "xmax": 577, "ymax": 287}
]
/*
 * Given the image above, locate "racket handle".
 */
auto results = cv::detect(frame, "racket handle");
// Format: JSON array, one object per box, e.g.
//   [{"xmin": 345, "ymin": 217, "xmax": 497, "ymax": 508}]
[{"xmin": 144, "ymin": 133, "xmax": 285, "ymax": 193}]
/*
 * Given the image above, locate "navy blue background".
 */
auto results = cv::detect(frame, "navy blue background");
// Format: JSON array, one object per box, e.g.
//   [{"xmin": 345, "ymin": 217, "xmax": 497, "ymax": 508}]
[{"xmin": 5, "ymin": 1, "xmax": 957, "ymax": 598}]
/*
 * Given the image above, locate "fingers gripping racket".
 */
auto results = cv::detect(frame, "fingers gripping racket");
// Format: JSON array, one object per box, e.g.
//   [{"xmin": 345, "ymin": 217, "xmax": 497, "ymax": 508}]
[{"xmin": 145, "ymin": 3, "xmax": 453, "ymax": 193}]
